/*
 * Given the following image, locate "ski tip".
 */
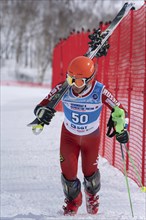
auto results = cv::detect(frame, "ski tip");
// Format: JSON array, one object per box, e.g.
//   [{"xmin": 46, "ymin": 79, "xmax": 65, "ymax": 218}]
[
  {"xmin": 27, "ymin": 118, "xmax": 40, "ymax": 127},
  {"xmin": 124, "ymin": 2, "xmax": 135, "ymax": 10}
]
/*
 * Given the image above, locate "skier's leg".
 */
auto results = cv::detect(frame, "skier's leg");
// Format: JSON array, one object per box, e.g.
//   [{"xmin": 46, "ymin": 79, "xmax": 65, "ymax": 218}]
[
  {"xmin": 81, "ymin": 128, "xmax": 100, "ymax": 176},
  {"xmin": 60, "ymin": 124, "xmax": 80, "ymax": 180},
  {"xmin": 80, "ymin": 128, "xmax": 101, "ymax": 214},
  {"xmin": 60, "ymin": 124, "xmax": 82, "ymax": 215},
  {"xmin": 84, "ymin": 170, "xmax": 100, "ymax": 214}
]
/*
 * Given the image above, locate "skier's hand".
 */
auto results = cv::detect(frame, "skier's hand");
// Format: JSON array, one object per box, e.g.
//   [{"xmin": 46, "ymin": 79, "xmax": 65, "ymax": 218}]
[
  {"xmin": 116, "ymin": 130, "xmax": 129, "ymax": 144},
  {"xmin": 88, "ymin": 28, "xmax": 110, "ymax": 57},
  {"xmin": 35, "ymin": 106, "xmax": 56, "ymax": 125}
]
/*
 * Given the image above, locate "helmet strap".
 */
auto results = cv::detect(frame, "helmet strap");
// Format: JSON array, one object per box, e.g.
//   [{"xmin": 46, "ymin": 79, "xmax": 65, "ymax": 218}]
[
  {"xmin": 78, "ymin": 84, "xmax": 92, "ymax": 96},
  {"xmin": 78, "ymin": 85, "xmax": 88, "ymax": 95},
  {"xmin": 78, "ymin": 72, "xmax": 95, "ymax": 96}
]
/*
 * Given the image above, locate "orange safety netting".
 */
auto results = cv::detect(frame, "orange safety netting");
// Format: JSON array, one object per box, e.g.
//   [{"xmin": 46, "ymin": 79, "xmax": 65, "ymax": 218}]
[{"xmin": 52, "ymin": 4, "xmax": 146, "ymax": 186}]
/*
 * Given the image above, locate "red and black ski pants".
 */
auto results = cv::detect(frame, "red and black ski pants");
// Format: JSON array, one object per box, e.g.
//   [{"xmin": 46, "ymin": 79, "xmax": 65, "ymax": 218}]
[{"xmin": 60, "ymin": 123, "xmax": 100, "ymax": 181}]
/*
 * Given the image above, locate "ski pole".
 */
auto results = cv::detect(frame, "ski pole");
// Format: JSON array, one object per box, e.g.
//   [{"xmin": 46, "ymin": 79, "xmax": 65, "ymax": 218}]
[
  {"xmin": 120, "ymin": 143, "xmax": 134, "ymax": 217},
  {"xmin": 123, "ymin": 144, "xmax": 146, "ymax": 192}
]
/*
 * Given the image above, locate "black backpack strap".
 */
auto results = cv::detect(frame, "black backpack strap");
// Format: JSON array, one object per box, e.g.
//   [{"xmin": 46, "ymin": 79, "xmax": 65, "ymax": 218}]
[{"xmin": 106, "ymin": 110, "xmax": 116, "ymax": 138}]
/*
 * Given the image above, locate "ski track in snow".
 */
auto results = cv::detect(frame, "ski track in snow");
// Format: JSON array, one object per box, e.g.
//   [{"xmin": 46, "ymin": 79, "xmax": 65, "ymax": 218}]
[{"xmin": 1, "ymin": 86, "xmax": 145, "ymax": 220}]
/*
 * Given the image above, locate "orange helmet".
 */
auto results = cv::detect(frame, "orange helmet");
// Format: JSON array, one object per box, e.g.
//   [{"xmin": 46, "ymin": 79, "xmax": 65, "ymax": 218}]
[
  {"xmin": 67, "ymin": 56, "xmax": 95, "ymax": 88},
  {"xmin": 67, "ymin": 56, "xmax": 95, "ymax": 78}
]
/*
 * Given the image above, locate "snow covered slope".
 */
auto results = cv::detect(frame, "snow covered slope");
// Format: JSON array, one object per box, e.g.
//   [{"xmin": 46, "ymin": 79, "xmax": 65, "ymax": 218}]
[{"xmin": 1, "ymin": 85, "xmax": 145, "ymax": 220}]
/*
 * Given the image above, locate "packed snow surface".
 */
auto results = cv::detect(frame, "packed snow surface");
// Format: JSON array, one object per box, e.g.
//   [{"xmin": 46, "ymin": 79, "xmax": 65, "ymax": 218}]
[{"xmin": 1, "ymin": 85, "xmax": 145, "ymax": 220}]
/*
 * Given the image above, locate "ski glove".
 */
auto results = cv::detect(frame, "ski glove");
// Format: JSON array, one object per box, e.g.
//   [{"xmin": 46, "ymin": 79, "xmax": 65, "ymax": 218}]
[
  {"xmin": 116, "ymin": 130, "xmax": 129, "ymax": 144},
  {"xmin": 88, "ymin": 28, "xmax": 110, "ymax": 57},
  {"xmin": 34, "ymin": 106, "xmax": 56, "ymax": 125}
]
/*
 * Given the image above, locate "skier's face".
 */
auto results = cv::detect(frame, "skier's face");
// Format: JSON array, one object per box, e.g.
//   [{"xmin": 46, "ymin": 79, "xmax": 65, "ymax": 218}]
[{"xmin": 72, "ymin": 85, "xmax": 86, "ymax": 94}]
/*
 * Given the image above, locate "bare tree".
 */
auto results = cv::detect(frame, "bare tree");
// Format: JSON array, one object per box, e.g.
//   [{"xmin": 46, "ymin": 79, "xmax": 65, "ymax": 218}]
[{"xmin": 1, "ymin": 0, "xmax": 133, "ymax": 83}]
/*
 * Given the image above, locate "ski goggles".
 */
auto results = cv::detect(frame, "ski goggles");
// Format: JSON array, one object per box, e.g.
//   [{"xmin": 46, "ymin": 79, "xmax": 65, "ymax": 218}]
[{"xmin": 67, "ymin": 73, "xmax": 95, "ymax": 88}]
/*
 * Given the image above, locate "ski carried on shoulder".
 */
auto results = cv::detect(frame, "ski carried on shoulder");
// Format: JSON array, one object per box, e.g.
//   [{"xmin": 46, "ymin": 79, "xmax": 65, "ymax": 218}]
[
  {"xmin": 28, "ymin": 2, "xmax": 134, "ymax": 135},
  {"xmin": 86, "ymin": 2, "xmax": 135, "ymax": 59}
]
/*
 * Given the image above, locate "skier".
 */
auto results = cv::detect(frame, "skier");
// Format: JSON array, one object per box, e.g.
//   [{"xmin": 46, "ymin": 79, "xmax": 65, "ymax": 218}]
[{"xmin": 33, "ymin": 55, "xmax": 129, "ymax": 216}]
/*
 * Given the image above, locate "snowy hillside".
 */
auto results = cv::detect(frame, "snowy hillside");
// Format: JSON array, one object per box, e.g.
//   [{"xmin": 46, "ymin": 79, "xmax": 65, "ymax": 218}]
[{"xmin": 1, "ymin": 85, "xmax": 145, "ymax": 220}]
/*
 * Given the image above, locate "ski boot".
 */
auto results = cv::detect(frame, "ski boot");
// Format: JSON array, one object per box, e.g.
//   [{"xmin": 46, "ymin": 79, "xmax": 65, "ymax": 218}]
[
  {"xmin": 85, "ymin": 190, "xmax": 99, "ymax": 214},
  {"xmin": 61, "ymin": 174, "xmax": 82, "ymax": 216},
  {"xmin": 84, "ymin": 170, "xmax": 101, "ymax": 214},
  {"xmin": 63, "ymin": 192, "xmax": 82, "ymax": 215}
]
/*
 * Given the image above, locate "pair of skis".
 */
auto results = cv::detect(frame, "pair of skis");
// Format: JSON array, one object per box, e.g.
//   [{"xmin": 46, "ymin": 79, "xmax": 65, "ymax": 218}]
[{"xmin": 28, "ymin": 2, "xmax": 135, "ymax": 135}]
